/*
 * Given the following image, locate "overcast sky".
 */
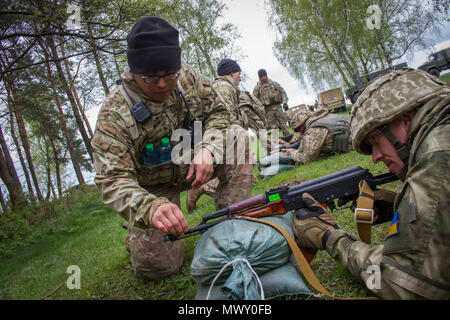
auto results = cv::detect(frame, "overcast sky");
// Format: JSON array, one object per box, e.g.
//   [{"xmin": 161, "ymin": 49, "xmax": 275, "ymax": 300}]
[
  {"xmin": 222, "ymin": 0, "xmax": 450, "ymax": 108},
  {"xmin": 85, "ymin": 0, "xmax": 450, "ymax": 125}
]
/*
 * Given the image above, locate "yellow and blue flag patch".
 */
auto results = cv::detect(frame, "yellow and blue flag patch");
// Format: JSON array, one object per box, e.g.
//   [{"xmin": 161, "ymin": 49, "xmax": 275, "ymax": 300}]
[{"xmin": 385, "ymin": 211, "xmax": 399, "ymax": 240}]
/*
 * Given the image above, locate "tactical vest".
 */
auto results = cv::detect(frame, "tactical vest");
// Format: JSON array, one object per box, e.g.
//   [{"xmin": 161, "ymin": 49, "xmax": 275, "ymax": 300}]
[
  {"xmin": 116, "ymin": 79, "xmax": 196, "ymax": 190},
  {"xmin": 307, "ymin": 114, "xmax": 351, "ymax": 153}
]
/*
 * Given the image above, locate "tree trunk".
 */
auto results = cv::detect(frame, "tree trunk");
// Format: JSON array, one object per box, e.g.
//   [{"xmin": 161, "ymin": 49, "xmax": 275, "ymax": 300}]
[
  {"xmin": 44, "ymin": 142, "xmax": 52, "ymax": 201},
  {"xmin": 0, "ymin": 55, "xmax": 28, "ymax": 200},
  {"xmin": 311, "ymin": 0, "xmax": 357, "ymax": 85},
  {"xmin": 39, "ymin": 117, "xmax": 63, "ymax": 197},
  {"xmin": 7, "ymin": 93, "xmax": 35, "ymax": 199},
  {"xmin": 39, "ymin": 39, "xmax": 86, "ymax": 186},
  {"xmin": 86, "ymin": 22, "xmax": 110, "ymax": 96},
  {"xmin": 0, "ymin": 126, "xmax": 26, "ymax": 210},
  {"xmin": 316, "ymin": 34, "xmax": 351, "ymax": 87},
  {"xmin": 0, "ymin": 185, "xmax": 8, "ymax": 213},
  {"xmin": 59, "ymin": 35, "xmax": 94, "ymax": 139},
  {"xmin": 47, "ymin": 36, "xmax": 93, "ymax": 161},
  {"xmin": 0, "ymin": 55, "xmax": 42, "ymax": 201}
]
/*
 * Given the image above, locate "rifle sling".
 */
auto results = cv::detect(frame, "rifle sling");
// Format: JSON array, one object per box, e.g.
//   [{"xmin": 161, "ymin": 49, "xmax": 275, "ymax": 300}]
[
  {"xmin": 238, "ymin": 216, "xmax": 379, "ymax": 300},
  {"xmin": 355, "ymin": 180, "xmax": 375, "ymax": 244}
]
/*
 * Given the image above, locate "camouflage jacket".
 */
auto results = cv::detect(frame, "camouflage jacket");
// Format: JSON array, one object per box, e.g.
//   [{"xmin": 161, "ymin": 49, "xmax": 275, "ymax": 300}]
[
  {"xmin": 252, "ymin": 79, "xmax": 288, "ymax": 106},
  {"xmin": 238, "ymin": 91, "xmax": 266, "ymax": 133},
  {"xmin": 292, "ymin": 114, "xmax": 352, "ymax": 164},
  {"xmin": 212, "ymin": 75, "xmax": 245, "ymax": 126},
  {"xmin": 91, "ymin": 63, "xmax": 234, "ymax": 229},
  {"xmin": 326, "ymin": 96, "xmax": 450, "ymax": 299}
]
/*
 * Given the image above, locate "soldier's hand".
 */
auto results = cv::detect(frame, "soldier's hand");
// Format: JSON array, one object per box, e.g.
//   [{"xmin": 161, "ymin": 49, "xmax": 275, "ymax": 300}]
[
  {"xmin": 152, "ymin": 203, "xmax": 189, "ymax": 236},
  {"xmin": 373, "ymin": 189, "xmax": 396, "ymax": 225},
  {"xmin": 293, "ymin": 193, "xmax": 339, "ymax": 251},
  {"xmin": 187, "ymin": 148, "xmax": 214, "ymax": 189}
]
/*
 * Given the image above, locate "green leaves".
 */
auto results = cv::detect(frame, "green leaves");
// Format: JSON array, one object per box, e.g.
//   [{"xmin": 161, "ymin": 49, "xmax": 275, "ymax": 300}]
[{"xmin": 267, "ymin": 0, "xmax": 444, "ymax": 92}]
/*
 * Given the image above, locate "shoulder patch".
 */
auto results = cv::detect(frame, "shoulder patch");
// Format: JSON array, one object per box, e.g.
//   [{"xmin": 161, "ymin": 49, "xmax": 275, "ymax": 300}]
[{"xmin": 385, "ymin": 211, "xmax": 399, "ymax": 240}]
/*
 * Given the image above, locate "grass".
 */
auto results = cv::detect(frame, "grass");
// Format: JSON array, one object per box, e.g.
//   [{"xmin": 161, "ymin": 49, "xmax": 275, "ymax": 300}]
[
  {"xmin": 440, "ymin": 72, "xmax": 450, "ymax": 83},
  {"xmin": 0, "ymin": 73, "xmax": 446, "ymax": 301},
  {"xmin": 0, "ymin": 149, "xmax": 401, "ymax": 300}
]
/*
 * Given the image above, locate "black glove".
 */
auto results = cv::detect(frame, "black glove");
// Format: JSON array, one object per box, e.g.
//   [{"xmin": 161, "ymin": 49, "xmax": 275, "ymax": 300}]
[{"xmin": 373, "ymin": 189, "xmax": 396, "ymax": 225}]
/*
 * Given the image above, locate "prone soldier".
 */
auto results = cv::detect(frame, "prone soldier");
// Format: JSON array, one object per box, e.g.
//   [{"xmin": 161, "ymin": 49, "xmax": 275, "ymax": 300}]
[
  {"xmin": 284, "ymin": 106, "xmax": 352, "ymax": 164},
  {"xmin": 294, "ymin": 68, "xmax": 450, "ymax": 299}
]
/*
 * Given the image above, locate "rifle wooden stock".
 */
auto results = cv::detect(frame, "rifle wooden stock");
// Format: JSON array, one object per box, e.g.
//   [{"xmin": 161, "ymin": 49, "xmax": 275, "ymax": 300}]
[
  {"xmin": 229, "ymin": 194, "xmax": 266, "ymax": 213},
  {"xmin": 238, "ymin": 200, "xmax": 287, "ymax": 218}
]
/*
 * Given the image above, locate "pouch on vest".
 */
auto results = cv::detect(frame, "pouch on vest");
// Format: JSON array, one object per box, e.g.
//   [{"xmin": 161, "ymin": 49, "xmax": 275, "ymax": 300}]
[
  {"xmin": 333, "ymin": 132, "xmax": 350, "ymax": 154},
  {"xmin": 117, "ymin": 80, "xmax": 152, "ymax": 124}
]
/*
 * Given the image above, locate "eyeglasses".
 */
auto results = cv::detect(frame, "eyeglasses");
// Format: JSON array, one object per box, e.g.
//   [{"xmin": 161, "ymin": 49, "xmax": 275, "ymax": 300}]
[{"xmin": 140, "ymin": 71, "xmax": 181, "ymax": 84}]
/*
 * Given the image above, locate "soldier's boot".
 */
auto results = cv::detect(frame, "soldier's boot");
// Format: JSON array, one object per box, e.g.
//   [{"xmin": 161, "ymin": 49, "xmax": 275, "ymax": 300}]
[{"xmin": 186, "ymin": 186, "xmax": 205, "ymax": 213}]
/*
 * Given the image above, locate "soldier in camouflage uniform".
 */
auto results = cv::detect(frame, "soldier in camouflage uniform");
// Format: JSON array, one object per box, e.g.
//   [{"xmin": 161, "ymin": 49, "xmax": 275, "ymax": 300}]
[
  {"xmin": 253, "ymin": 69, "xmax": 291, "ymax": 137},
  {"xmin": 284, "ymin": 106, "xmax": 352, "ymax": 165},
  {"xmin": 186, "ymin": 59, "xmax": 255, "ymax": 213},
  {"xmin": 239, "ymin": 90, "xmax": 284, "ymax": 153},
  {"xmin": 91, "ymin": 17, "xmax": 252, "ymax": 281},
  {"xmin": 293, "ymin": 68, "xmax": 450, "ymax": 299}
]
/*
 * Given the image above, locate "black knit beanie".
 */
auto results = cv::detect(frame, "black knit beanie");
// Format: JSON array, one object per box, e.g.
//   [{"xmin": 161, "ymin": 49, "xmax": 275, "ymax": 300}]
[
  {"xmin": 258, "ymin": 69, "xmax": 267, "ymax": 77},
  {"xmin": 217, "ymin": 59, "xmax": 241, "ymax": 76},
  {"xmin": 127, "ymin": 17, "xmax": 181, "ymax": 74}
]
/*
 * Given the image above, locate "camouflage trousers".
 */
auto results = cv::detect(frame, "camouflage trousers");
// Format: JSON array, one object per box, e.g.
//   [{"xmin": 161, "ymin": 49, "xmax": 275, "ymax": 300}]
[
  {"xmin": 127, "ymin": 185, "xmax": 185, "ymax": 281},
  {"xmin": 265, "ymin": 104, "xmax": 290, "ymax": 136},
  {"xmin": 127, "ymin": 149, "xmax": 254, "ymax": 281}
]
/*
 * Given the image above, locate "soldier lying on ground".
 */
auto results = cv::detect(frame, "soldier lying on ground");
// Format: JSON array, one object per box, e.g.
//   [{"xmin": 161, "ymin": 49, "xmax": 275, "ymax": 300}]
[{"xmin": 283, "ymin": 106, "xmax": 352, "ymax": 164}]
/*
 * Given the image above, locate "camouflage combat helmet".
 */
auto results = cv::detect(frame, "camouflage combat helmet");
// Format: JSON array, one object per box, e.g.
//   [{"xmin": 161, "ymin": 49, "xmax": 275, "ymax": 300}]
[
  {"xmin": 351, "ymin": 68, "xmax": 449, "ymax": 155},
  {"xmin": 291, "ymin": 108, "xmax": 313, "ymax": 130}
]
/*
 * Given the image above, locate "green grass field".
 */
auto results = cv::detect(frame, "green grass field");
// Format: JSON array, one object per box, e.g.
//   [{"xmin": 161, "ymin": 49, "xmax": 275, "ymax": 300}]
[
  {"xmin": 5, "ymin": 71, "xmax": 447, "ymax": 301},
  {"xmin": 0, "ymin": 149, "xmax": 402, "ymax": 300}
]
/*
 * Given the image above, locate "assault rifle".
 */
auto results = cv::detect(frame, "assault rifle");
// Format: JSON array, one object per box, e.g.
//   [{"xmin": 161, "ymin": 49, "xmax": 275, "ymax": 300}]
[{"xmin": 164, "ymin": 166, "xmax": 397, "ymax": 242}]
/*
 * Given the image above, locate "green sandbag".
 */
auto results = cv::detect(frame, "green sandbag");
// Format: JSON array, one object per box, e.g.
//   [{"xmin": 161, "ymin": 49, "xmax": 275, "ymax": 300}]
[
  {"xmin": 190, "ymin": 212, "xmax": 296, "ymax": 300},
  {"xmin": 258, "ymin": 152, "xmax": 294, "ymax": 168},
  {"xmin": 259, "ymin": 164, "xmax": 295, "ymax": 179},
  {"xmin": 195, "ymin": 254, "xmax": 312, "ymax": 300}
]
